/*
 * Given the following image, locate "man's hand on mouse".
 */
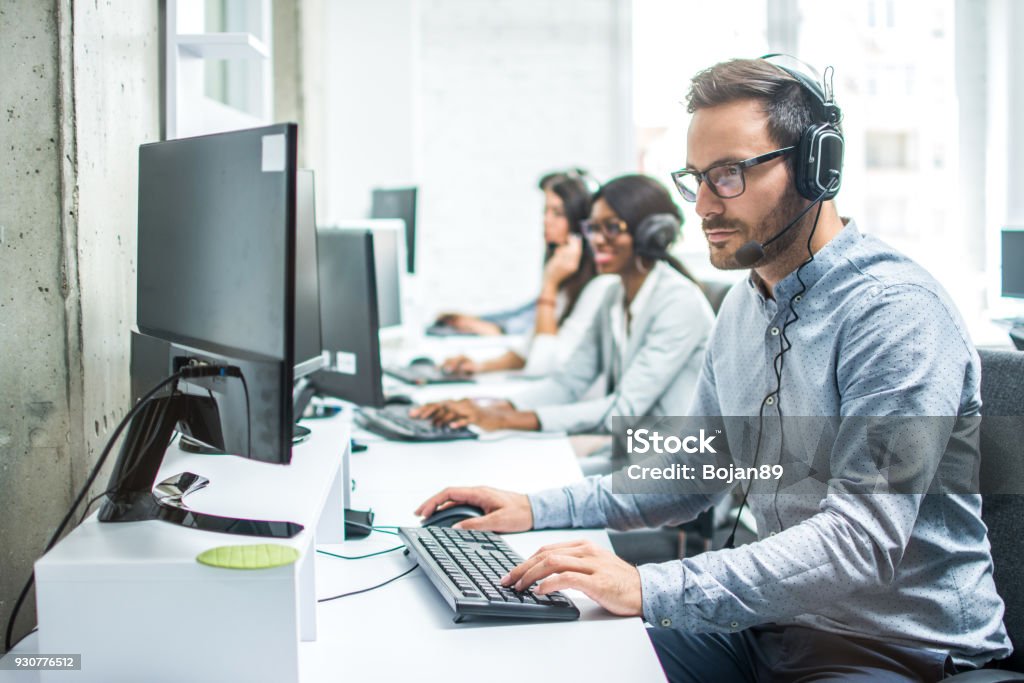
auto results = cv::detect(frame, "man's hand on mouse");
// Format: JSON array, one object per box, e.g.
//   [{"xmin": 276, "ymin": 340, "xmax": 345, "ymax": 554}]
[
  {"xmin": 500, "ymin": 539, "xmax": 643, "ymax": 617},
  {"xmin": 414, "ymin": 485, "xmax": 533, "ymax": 532}
]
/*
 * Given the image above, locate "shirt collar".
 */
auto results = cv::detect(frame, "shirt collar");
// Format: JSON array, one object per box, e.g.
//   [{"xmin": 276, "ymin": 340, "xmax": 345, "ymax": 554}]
[{"xmin": 746, "ymin": 218, "xmax": 860, "ymax": 304}]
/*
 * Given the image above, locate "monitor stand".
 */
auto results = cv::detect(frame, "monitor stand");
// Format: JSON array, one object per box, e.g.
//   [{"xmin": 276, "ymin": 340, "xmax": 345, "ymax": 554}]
[
  {"xmin": 98, "ymin": 394, "xmax": 304, "ymax": 538},
  {"xmin": 180, "ymin": 422, "xmax": 310, "ymax": 453}
]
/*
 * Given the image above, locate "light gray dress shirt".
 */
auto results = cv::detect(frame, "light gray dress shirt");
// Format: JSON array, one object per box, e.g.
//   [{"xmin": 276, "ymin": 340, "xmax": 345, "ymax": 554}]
[
  {"xmin": 528, "ymin": 221, "xmax": 1011, "ymax": 667},
  {"xmin": 513, "ymin": 262, "xmax": 714, "ymax": 434}
]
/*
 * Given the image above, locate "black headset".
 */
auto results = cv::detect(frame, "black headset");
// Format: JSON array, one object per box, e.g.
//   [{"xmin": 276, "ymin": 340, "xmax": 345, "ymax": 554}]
[
  {"xmin": 633, "ymin": 213, "xmax": 682, "ymax": 261},
  {"xmin": 722, "ymin": 57, "xmax": 844, "ymax": 549},
  {"xmin": 761, "ymin": 54, "xmax": 844, "ymax": 202}
]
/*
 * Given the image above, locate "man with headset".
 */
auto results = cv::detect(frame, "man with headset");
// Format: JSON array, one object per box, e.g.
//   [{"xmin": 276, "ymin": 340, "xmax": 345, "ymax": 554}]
[{"xmin": 415, "ymin": 57, "xmax": 1010, "ymax": 681}]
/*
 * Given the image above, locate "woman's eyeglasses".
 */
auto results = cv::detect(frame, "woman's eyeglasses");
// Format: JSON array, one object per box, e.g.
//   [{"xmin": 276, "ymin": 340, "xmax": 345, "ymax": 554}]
[
  {"xmin": 580, "ymin": 218, "xmax": 628, "ymax": 241},
  {"xmin": 670, "ymin": 146, "xmax": 794, "ymax": 202}
]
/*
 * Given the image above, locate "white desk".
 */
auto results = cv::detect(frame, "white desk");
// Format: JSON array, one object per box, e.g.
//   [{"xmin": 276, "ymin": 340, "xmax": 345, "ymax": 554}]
[
  {"xmin": 304, "ymin": 418, "xmax": 666, "ymax": 682},
  {"xmin": 3, "ymin": 410, "xmax": 666, "ymax": 682}
]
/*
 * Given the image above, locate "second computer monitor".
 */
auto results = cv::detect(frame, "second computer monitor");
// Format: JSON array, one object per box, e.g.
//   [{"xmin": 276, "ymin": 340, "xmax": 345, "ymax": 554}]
[
  {"xmin": 1002, "ymin": 229, "xmax": 1024, "ymax": 300},
  {"xmin": 370, "ymin": 187, "xmax": 417, "ymax": 274},
  {"xmin": 295, "ymin": 169, "xmax": 325, "ymax": 376},
  {"xmin": 334, "ymin": 220, "xmax": 405, "ymax": 331},
  {"xmin": 313, "ymin": 228, "xmax": 385, "ymax": 407}
]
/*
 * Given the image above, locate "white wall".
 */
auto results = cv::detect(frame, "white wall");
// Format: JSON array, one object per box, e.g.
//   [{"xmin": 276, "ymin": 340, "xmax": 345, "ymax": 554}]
[{"xmin": 318, "ymin": 0, "xmax": 633, "ymax": 315}]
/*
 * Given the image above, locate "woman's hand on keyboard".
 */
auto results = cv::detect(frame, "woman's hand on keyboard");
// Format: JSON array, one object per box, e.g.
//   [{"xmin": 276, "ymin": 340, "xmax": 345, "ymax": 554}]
[
  {"xmin": 414, "ymin": 486, "xmax": 533, "ymax": 532},
  {"xmin": 501, "ymin": 539, "xmax": 643, "ymax": 617}
]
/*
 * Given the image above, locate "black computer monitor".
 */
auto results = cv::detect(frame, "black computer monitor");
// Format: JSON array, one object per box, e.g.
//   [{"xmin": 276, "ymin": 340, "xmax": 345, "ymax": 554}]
[
  {"xmin": 371, "ymin": 187, "xmax": 417, "ymax": 273},
  {"xmin": 1001, "ymin": 229, "xmax": 1024, "ymax": 300},
  {"xmin": 310, "ymin": 229, "xmax": 386, "ymax": 407},
  {"xmin": 371, "ymin": 223, "xmax": 403, "ymax": 329},
  {"xmin": 295, "ymin": 169, "xmax": 325, "ymax": 375},
  {"xmin": 100, "ymin": 124, "xmax": 322, "ymax": 538}
]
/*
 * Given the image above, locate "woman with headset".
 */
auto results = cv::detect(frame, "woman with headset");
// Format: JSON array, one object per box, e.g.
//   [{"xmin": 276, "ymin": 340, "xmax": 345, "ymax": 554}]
[
  {"xmin": 439, "ymin": 172, "xmax": 616, "ymax": 376},
  {"xmin": 413, "ymin": 174, "xmax": 715, "ymax": 433}
]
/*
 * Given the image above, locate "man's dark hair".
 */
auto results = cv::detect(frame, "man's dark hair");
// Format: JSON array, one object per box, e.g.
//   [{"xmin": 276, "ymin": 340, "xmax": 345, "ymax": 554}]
[{"xmin": 686, "ymin": 58, "xmax": 821, "ymax": 150}]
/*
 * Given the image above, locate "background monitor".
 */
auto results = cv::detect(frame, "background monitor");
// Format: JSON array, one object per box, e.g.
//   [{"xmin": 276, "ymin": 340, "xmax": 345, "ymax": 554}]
[
  {"xmin": 135, "ymin": 123, "xmax": 313, "ymax": 465},
  {"xmin": 334, "ymin": 220, "xmax": 405, "ymax": 330},
  {"xmin": 294, "ymin": 169, "xmax": 325, "ymax": 376},
  {"xmin": 311, "ymin": 228, "xmax": 385, "ymax": 407},
  {"xmin": 370, "ymin": 187, "xmax": 418, "ymax": 274},
  {"xmin": 1001, "ymin": 229, "xmax": 1024, "ymax": 300}
]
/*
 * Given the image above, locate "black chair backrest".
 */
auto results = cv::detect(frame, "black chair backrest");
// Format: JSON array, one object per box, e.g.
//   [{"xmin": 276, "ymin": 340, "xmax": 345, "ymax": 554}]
[{"xmin": 978, "ymin": 348, "xmax": 1024, "ymax": 672}]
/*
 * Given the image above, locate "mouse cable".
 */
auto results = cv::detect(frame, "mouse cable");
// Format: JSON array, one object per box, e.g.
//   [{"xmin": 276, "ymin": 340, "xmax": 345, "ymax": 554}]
[
  {"xmin": 344, "ymin": 520, "xmax": 400, "ymax": 536},
  {"xmin": 317, "ymin": 562, "xmax": 420, "ymax": 603},
  {"xmin": 316, "ymin": 544, "xmax": 406, "ymax": 561}
]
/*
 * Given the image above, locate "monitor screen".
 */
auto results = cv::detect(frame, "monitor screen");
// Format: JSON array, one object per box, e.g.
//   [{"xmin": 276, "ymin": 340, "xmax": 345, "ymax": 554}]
[
  {"xmin": 370, "ymin": 187, "xmax": 417, "ymax": 274},
  {"xmin": 136, "ymin": 124, "xmax": 302, "ymax": 464},
  {"xmin": 138, "ymin": 127, "xmax": 294, "ymax": 363},
  {"xmin": 331, "ymin": 220, "xmax": 405, "ymax": 330},
  {"xmin": 372, "ymin": 225, "xmax": 403, "ymax": 329},
  {"xmin": 1002, "ymin": 229, "xmax": 1024, "ymax": 299},
  {"xmin": 312, "ymin": 229, "xmax": 385, "ymax": 407},
  {"xmin": 294, "ymin": 169, "xmax": 324, "ymax": 376}
]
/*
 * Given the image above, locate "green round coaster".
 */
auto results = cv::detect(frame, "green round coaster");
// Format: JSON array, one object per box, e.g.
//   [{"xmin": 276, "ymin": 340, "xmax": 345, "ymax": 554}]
[{"xmin": 196, "ymin": 543, "xmax": 300, "ymax": 570}]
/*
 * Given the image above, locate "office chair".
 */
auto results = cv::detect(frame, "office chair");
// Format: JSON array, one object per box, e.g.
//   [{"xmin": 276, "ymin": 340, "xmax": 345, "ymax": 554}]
[{"xmin": 947, "ymin": 349, "xmax": 1024, "ymax": 681}]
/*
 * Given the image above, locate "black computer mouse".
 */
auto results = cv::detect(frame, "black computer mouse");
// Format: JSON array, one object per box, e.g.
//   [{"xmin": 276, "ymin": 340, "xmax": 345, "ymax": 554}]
[
  {"xmin": 421, "ymin": 504, "xmax": 485, "ymax": 528},
  {"xmin": 409, "ymin": 356, "xmax": 436, "ymax": 366},
  {"xmin": 384, "ymin": 394, "xmax": 414, "ymax": 406}
]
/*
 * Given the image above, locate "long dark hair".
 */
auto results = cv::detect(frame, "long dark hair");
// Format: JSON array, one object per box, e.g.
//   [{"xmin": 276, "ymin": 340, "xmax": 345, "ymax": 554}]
[
  {"xmin": 542, "ymin": 174, "xmax": 597, "ymax": 324},
  {"xmin": 593, "ymin": 174, "xmax": 698, "ymax": 284}
]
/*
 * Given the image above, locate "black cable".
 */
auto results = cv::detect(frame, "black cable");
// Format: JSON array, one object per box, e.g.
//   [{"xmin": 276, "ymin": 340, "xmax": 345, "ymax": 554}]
[
  {"xmin": 5, "ymin": 370, "xmax": 187, "ymax": 652},
  {"xmin": 344, "ymin": 520, "xmax": 399, "ymax": 536},
  {"xmin": 317, "ymin": 562, "xmax": 419, "ymax": 603},
  {"xmin": 5, "ymin": 626, "xmax": 38, "ymax": 653},
  {"xmin": 78, "ymin": 409, "xmax": 181, "ymax": 526},
  {"xmin": 238, "ymin": 371, "xmax": 252, "ymax": 459},
  {"xmin": 722, "ymin": 178, "xmax": 835, "ymax": 550},
  {"xmin": 316, "ymin": 545, "xmax": 405, "ymax": 561}
]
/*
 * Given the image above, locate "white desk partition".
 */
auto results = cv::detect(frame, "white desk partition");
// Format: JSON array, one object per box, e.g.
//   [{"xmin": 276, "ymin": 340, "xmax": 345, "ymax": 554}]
[{"xmin": 30, "ymin": 417, "xmax": 349, "ymax": 683}]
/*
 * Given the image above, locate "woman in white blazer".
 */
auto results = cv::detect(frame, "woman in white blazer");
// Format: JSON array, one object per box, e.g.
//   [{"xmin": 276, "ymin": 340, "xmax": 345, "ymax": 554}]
[{"xmin": 413, "ymin": 175, "xmax": 714, "ymax": 434}]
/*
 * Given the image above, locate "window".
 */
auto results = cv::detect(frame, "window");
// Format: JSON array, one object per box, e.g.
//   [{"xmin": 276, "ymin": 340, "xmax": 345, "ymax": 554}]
[
  {"xmin": 865, "ymin": 131, "xmax": 913, "ymax": 169},
  {"xmin": 164, "ymin": 0, "xmax": 272, "ymax": 139}
]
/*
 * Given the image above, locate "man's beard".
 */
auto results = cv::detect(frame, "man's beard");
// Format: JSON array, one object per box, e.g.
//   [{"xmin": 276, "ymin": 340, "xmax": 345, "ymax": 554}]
[{"xmin": 705, "ymin": 186, "xmax": 808, "ymax": 270}]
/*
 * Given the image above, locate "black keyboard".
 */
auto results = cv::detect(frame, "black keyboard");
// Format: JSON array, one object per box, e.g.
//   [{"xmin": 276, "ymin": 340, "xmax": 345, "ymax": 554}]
[
  {"xmin": 383, "ymin": 363, "xmax": 475, "ymax": 386},
  {"xmin": 399, "ymin": 526, "xmax": 580, "ymax": 622},
  {"xmin": 357, "ymin": 405, "xmax": 478, "ymax": 442}
]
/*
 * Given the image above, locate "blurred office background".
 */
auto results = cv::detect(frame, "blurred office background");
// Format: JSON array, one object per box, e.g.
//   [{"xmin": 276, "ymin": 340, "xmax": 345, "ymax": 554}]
[
  {"xmin": 163, "ymin": 0, "xmax": 1024, "ymax": 323},
  {"xmin": 2, "ymin": 0, "xmax": 1022, "ymax": 652}
]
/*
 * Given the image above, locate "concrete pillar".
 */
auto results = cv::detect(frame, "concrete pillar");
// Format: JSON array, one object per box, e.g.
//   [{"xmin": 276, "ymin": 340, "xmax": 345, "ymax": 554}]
[{"xmin": 0, "ymin": 0, "xmax": 159, "ymax": 652}]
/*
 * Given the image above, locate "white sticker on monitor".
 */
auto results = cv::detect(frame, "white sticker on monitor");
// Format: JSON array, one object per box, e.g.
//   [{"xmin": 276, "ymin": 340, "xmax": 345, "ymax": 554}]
[
  {"xmin": 335, "ymin": 351, "xmax": 357, "ymax": 375},
  {"xmin": 261, "ymin": 134, "xmax": 285, "ymax": 172}
]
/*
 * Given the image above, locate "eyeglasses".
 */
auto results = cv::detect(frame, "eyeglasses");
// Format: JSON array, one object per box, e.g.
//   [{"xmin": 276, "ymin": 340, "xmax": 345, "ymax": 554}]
[
  {"xmin": 670, "ymin": 146, "xmax": 795, "ymax": 202},
  {"xmin": 580, "ymin": 218, "xmax": 628, "ymax": 241}
]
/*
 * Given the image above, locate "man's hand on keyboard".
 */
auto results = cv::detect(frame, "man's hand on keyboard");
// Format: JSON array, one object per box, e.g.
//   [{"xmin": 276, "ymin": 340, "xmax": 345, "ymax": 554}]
[
  {"xmin": 500, "ymin": 539, "xmax": 643, "ymax": 617},
  {"xmin": 414, "ymin": 486, "xmax": 533, "ymax": 532}
]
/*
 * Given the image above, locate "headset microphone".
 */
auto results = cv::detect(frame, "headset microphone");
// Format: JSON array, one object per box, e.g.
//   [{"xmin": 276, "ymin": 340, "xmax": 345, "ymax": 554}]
[{"xmin": 733, "ymin": 173, "xmax": 839, "ymax": 268}]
